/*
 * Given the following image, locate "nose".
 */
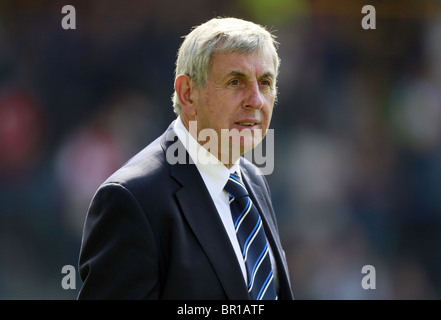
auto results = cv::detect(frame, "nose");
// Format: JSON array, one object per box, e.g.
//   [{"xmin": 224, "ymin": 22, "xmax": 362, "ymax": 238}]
[{"xmin": 243, "ymin": 82, "xmax": 264, "ymax": 110}]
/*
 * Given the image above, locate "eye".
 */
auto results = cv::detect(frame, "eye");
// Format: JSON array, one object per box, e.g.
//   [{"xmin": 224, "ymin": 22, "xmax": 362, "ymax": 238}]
[
  {"xmin": 228, "ymin": 79, "xmax": 240, "ymax": 86},
  {"xmin": 260, "ymin": 79, "xmax": 272, "ymax": 86}
]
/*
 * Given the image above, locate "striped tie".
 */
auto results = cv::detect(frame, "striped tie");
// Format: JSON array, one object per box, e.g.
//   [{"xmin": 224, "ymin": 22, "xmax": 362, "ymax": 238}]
[{"xmin": 224, "ymin": 172, "xmax": 278, "ymax": 300}]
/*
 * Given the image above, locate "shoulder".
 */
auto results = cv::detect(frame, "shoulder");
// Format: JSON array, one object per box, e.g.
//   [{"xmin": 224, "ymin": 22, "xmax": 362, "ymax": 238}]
[
  {"xmin": 98, "ymin": 125, "xmax": 180, "ymax": 201},
  {"xmin": 107, "ymin": 137, "xmax": 166, "ymax": 184}
]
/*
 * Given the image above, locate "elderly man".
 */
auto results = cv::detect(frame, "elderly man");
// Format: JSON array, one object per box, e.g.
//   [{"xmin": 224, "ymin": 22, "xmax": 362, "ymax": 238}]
[{"xmin": 78, "ymin": 17, "xmax": 293, "ymax": 300}]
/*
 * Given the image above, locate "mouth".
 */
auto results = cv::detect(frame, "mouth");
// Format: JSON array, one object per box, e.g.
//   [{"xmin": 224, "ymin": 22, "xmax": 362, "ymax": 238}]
[
  {"xmin": 234, "ymin": 119, "xmax": 261, "ymax": 128},
  {"xmin": 236, "ymin": 122, "xmax": 257, "ymax": 126}
]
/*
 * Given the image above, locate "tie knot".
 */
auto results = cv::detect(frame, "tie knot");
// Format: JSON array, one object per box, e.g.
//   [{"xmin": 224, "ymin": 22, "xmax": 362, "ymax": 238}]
[{"xmin": 224, "ymin": 173, "xmax": 249, "ymax": 199}]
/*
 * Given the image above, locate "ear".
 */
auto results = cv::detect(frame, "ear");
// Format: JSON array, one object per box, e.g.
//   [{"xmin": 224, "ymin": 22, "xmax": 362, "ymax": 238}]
[{"xmin": 175, "ymin": 74, "xmax": 196, "ymax": 117}]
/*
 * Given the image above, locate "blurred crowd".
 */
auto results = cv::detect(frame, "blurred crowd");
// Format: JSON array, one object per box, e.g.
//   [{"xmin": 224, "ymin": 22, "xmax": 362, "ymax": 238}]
[{"xmin": 0, "ymin": 0, "xmax": 440, "ymax": 299}]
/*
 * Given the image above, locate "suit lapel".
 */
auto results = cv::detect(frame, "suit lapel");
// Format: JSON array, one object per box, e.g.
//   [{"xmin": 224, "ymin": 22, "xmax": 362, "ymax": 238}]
[{"xmin": 160, "ymin": 127, "xmax": 250, "ymax": 300}]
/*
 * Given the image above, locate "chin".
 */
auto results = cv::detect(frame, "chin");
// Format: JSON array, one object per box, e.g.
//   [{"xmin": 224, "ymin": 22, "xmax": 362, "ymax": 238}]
[
  {"xmin": 236, "ymin": 136, "xmax": 263, "ymax": 156},
  {"xmin": 220, "ymin": 128, "xmax": 264, "ymax": 159}
]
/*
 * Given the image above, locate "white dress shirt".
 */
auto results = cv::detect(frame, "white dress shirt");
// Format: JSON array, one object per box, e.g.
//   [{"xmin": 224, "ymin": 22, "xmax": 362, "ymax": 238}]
[{"xmin": 173, "ymin": 117, "xmax": 278, "ymax": 287}]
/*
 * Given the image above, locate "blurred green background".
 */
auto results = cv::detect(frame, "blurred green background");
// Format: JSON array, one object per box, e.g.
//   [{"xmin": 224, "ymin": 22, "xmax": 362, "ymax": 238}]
[{"xmin": 1, "ymin": 0, "xmax": 440, "ymax": 299}]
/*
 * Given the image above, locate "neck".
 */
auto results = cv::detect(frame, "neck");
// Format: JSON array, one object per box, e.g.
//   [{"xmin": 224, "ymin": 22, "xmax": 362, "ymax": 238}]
[{"xmin": 180, "ymin": 116, "xmax": 241, "ymax": 169}]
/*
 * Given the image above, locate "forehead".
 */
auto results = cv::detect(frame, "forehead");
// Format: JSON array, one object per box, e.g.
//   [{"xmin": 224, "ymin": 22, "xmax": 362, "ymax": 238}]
[{"xmin": 209, "ymin": 49, "xmax": 276, "ymax": 79}]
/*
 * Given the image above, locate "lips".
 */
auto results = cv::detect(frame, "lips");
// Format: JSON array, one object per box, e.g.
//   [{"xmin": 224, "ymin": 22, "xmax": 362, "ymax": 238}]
[
  {"xmin": 234, "ymin": 119, "xmax": 260, "ymax": 126},
  {"xmin": 237, "ymin": 122, "xmax": 256, "ymax": 126}
]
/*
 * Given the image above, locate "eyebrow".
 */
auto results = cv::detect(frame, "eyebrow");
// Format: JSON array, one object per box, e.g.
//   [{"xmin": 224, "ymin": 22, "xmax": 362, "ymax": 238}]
[{"xmin": 226, "ymin": 70, "xmax": 275, "ymax": 81}]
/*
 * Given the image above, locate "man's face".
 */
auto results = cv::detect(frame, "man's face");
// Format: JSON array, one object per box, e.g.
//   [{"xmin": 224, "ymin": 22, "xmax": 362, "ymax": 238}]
[{"xmin": 191, "ymin": 48, "xmax": 277, "ymax": 164}]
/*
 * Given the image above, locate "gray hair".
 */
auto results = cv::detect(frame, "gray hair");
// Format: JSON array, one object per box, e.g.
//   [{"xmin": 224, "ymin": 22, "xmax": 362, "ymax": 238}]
[{"xmin": 172, "ymin": 17, "xmax": 280, "ymax": 115}]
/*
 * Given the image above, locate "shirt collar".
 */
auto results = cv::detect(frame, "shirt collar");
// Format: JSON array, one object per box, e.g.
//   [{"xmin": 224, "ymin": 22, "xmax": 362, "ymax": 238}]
[{"xmin": 173, "ymin": 117, "xmax": 241, "ymax": 199}]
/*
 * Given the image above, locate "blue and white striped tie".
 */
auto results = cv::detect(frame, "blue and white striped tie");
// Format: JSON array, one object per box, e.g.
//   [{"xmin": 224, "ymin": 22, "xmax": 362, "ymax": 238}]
[{"xmin": 224, "ymin": 172, "xmax": 277, "ymax": 300}]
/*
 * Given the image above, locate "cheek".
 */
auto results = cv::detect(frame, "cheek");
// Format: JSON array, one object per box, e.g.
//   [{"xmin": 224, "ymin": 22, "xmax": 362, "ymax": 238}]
[
  {"xmin": 263, "ymin": 104, "xmax": 274, "ymax": 123},
  {"xmin": 195, "ymin": 99, "xmax": 226, "ymax": 130},
  {"xmin": 204, "ymin": 93, "xmax": 234, "ymax": 124}
]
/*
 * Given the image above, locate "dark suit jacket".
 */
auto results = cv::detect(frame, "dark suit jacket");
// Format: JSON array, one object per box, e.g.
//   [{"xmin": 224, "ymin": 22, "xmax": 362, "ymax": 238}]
[{"xmin": 77, "ymin": 122, "xmax": 294, "ymax": 300}]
